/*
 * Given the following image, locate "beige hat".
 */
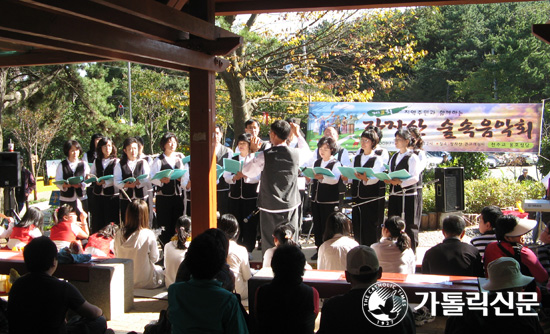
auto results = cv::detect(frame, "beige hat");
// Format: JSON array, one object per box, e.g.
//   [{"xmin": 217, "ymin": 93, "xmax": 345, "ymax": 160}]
[
  {"xmin": 505, "ymin": 218, "xmax": 537, "ymax": 237},
  {"xmin": 482, "ymin": 257, "xmax": 534, "ymax": 291},
  {"xmin": 346, "ymin": 245, "xmax": 379, "ymax": 275}
]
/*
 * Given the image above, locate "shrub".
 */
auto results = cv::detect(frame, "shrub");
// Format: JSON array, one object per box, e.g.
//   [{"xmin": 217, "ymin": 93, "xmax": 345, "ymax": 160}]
[{"xmin": 422, "ymin": 178, "xmax": 545, "ymax": 214}]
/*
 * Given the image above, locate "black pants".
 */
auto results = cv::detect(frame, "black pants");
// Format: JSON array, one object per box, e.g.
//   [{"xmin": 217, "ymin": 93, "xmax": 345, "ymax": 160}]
[
  {"xmin": 311, "ymin": 202, "xmax": 337, "ymax": 248},
  {"xmin": 229, "ymin": 197, "xmax": 258, "ymax": 252},
  {"xmin": 352, "ymin": 197, "xmax": 383, "ymax": 247},
  {"xmin": 388, "ymin": 194, "xmax": 419, "ymax": 253},
  {"xmin": 156, "ymin": 194, "xmax": 184, "ymax": 245},
  {"xmin": 91, "ymin": 195, "xmax": 119, "ymax": 234},
  {"xmin": 217, "ymin": 190, "xmax": 230, "ymax": 216}
]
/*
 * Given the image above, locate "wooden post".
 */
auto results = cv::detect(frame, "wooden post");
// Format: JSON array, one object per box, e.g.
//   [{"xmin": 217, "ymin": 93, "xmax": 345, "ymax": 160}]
[{"xmin": 188, "ymin": 0, "xmax": 217, "ymax": 237}]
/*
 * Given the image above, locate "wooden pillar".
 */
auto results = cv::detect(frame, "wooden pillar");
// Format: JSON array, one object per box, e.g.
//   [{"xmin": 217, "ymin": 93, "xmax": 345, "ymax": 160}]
[{"xmin": 188, "ymin": 0, "xmax": 217, "ymax": 237}]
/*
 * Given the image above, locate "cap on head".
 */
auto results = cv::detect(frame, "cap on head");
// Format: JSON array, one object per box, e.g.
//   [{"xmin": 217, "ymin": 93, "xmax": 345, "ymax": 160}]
[
  {"xmin": 482, "ymin": 257, "xmax": 534, "ymax": 291},
  {"xmin": 346, "ymin": 245, "xmax": 379, "ymax": 275}
]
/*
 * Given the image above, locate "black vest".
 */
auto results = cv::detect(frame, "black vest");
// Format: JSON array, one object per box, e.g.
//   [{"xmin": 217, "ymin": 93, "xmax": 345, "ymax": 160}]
[
  {"xmin": 60, "ymin": 160, "xmax": 85, "ymax": 198},
  {"xmin": 390, "ymin": 153, "xmax": 418, "ymax": 194},
  {"xmin": 258, "ymin": 146, "xmax": 300, "ymax": 210},
  {"xmin": 310, "ymin": 159, "xmax": 339, "ymax": 204},
  {"xmin": 352, "ymin": 154, "xmax": 383, "ymax": 199},
  {"xmin": 216, "ymin": 145, "xmax": 232, "ymax": 191},
  {"xmin": 121, "ymin": 159, "xmax": 145, "ymax": 199},
  {"xmin": 229, "ymin": 155, "xmax": 258, "ymax": 200},
  {"xmin": 93, "ymin": 159, "xmax": 117, "ymax": 196},
  {"xmin": 157, "ymin": 154, "xmax": 183, "ymax": 196}
]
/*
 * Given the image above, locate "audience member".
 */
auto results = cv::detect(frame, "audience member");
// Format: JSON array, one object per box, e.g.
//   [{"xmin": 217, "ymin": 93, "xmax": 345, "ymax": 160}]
[
  {"xmin": 164, "ymin": 216, "xmax": 191, "ymax": 288},
  {"xmin": 422, "ymin": 215, "xmax": 483, "ymax": 276},
  {"xmin": 470, "ymin": 205, "xmax": 502, "ymax": 260},
  {"xmin": 255, "ymin": 244, "xmax": 319, "ymax": 334},
  {"xmin": 50, "ymin": 204, "xmax": 89, "ymax": 251},
  {"xmin": 318, "ymin": 212, "xmax": 359, "ymax": 270},
  {"xmin": 484, "ymin": 215, "xmax": 548, "ymax": 294},
  {"xmin": 445, "ymin": 257, "xmax": 543, "ymax": 334},
  {"xmin": 168, "ymin": 229, "xmax": 248, "ymax": 334},
  {"xmin": 84, "ymin": 223, "xmax": 118, "ymax": 258},
  {"xmin": 317, "ymin": 245, "xmax": 416, "ymax": 333},
  {"xmin": 262, "ymin": 224, "xmax": 312, "ymax": 270},
  {"xmin": 536, "ymin": 224, "xmax": 550, "ymax": 292},
  {"xmin": 218, "ymin": 214, "xmax": 253, "ymax": 299},
  {"xmin": 114, "ymin": 199, "xmax": 164, "ymax": 289},
  {"xmin": 8, "ymin": 236, "xmax": 107, "ymax": 334},
  {"xmin": 371, "ymin": 216, "xmax": 416, "ymax": 274},
  {"xmin": 0, "ymin": 207, "xmax": 43, "ymax": 250}
]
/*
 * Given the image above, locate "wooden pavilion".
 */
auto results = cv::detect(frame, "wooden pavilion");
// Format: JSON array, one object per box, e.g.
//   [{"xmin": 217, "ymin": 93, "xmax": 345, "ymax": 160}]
[{"xmin": 0, "ymin": 0, "xmax": 546, "ymax": 235}]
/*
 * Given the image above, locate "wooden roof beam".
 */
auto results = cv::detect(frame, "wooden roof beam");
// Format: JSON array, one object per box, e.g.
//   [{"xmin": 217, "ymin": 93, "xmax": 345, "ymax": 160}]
[
  {"xmin": 0, "ymin": 49, "xmax": 108, "ymax": 67},
  {"xmin": 167, "ymin": 0, "xmax": 189, "ymax": 11},
  {"xmin": 533, "ymin": 24, "xmax": 550, "ymax": 46},
  {"xmin": 0, "ymin": 1, "xmax": 228, "ymax": 72}
]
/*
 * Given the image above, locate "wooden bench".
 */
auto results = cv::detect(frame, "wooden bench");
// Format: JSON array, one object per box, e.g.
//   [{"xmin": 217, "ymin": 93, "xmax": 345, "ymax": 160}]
[
  {"xmin": 0, "ymin": 250, "xmax": 133, "ymax": 320},
  {"xmin": 248, "ymin": 268, "xmax": 479, "ymax": 317}
]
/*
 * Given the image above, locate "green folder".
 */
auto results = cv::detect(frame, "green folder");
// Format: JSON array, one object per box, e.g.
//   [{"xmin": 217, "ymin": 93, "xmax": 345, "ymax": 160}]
[
  {"xmin": 55, "ymin": 176, "xmax": 83, "ymax": 186},
  {"xmin": 223, "ymin": 158, "xmax": 243, "ymax": 174},
  {"xmin": 355, "ymin": 167, "xmax": 376, "ymax": 178},
  {"xmin": 152, "ymin": 169, "xmax": 173, "ymax": 180},
  {"xmin": 170, "ymin": 169, "xmax": 187, "ymax": 180},
  {"xmin": 338, "ymin": 167, "xmax": 360, "ymax": 181},
  {"xmin": 216, "ymin": 165, "xmax": 224, "ymax": 180},
  {"xmin": 83, "ymin": 175, "xmax": 98, "ymax": 184},
  {"xmin": 313, "ymin": 167, "xmax": 335, "ymax": 177},
  {"xmin": 300, "ymin": 167, "xmax": 316, "ymax": 179},
  {"xmin": 98, "ymin": 174, "xmax": 114, "ymax": 182},
  {"xmin": 182, "ymin": 156, "xmax": 190, "ymax": 164},
  {"xmin": 120, "ymin": 174, "xmax": 149, "ymax": 184}
]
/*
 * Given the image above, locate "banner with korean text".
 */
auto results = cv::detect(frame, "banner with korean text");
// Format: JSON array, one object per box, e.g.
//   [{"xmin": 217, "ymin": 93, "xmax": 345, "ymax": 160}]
[{"xmin": 306, "ymin": 102, "xmax": 542, "ymax": 153}]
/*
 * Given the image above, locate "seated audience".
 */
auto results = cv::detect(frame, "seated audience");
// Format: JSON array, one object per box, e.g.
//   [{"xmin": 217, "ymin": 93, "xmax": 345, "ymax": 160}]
[
  {"xmin": 484, "ymin": 215, "xmax": 548, "ymax": 294},
  {"xmin": 84, "ymin": 223, "xmax": 118, "ymax": 258},
  {"xmin": 445, "ymin": 257, "xmax": 543, "ymax": 334},
  {"xmin": 8, "ymin": 236, "xmax": 107, "ymax": 334},
  {"xmin": 318, "ymin": 212, "xmax": 359, "ymax": 270},
  {"xmin": 168, "ymin": 229, "xmax": 248, "ymax": 334},
  {"xmin": 0, "ymin": 207, "xmax": 43, "ymax": 250},
  {"xmin": 218, "ymin": 214, "xmax": 253, "ymax": 299},
  {"xmin": 255, "ymin": 244, "xmax": 319, "ymax": 334},
  {"xmin": 536, "ymin": 224, "xmax": 550, "ymax": 293},
  {"xmin": 371, "ymin": 216, "xmax": 416, "ymax": 274},
  {"xmin": 317, "ymin": 245, "xmax": 415, "ymax": 333},
  {"xmin": 114, "ymin": 199, "xmax": 164, "ymax": 289},
  {"xmin": 422, "ymin": 215, "xmax": 483, "ymax": 276},
  {"xmin": 470, "ymin": 205, "xmax": 502, "ymax": 260},
  {"xmin": 164, "ymin": 216, "xmax": 191, "ymax": 288},
  {"xmin": 50, "ymin": 204, "xmax": 89, "ymax": 251},
  {"xmin": 263, "ymin": 224, "xmax": 312, "ymax": 270}
]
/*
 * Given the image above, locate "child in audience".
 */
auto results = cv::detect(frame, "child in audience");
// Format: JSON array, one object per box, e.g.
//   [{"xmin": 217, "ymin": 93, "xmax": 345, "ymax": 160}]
[
  {"xmin": 318, "ymin": 212, "xmax": 359, "ymax": 270},
  {"xmin": 114, "ymin": 199, "xmax": 164, "ymax": 289},
  {"xmin": 263, "ymin": 224, "xmax": 312, "ymax": 270},
  {"xmin": 164, "ymin": 216, "xmax": 191, "ymax": 288},
  {"xmin": 84, "ymin": 223, "xmax": 118, "ymax": 258},
  {"xmin": 218, "ymin": 214, "xmax": 252, "ymax": 299},
  {"xmin": 0, "ymin": 207, "xmax": 43, "ymax": 250},
  {"xmin": 371, "ymin": 216, "xmax": 415, "ymax": 274},
  {"xmin": 49, "ymin": 204, "xmax": 89, "ymax": 251},
  {"xmin": 471, "ymin": 205, "xmax": 502, "ymax": 260}
]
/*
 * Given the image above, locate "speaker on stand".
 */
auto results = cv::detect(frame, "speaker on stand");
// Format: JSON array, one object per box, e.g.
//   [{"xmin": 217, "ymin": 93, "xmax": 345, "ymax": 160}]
[
  {"xmin": 0, "ymin": 152, "xmax": 21, "ymax": 217},
  {"xmin": 435, "ymin": 167, "xmax": 465, "ymax": 212}
]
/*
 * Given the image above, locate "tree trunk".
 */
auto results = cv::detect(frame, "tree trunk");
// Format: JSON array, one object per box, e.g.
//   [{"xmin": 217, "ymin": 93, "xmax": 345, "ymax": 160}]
[
  {"xmin": 0, "ymin": 69, "xmax": 7, "ymax": 214},
  {"xmin": 220, "ymin": 71, "xmax": 249, "ymax": 146}
]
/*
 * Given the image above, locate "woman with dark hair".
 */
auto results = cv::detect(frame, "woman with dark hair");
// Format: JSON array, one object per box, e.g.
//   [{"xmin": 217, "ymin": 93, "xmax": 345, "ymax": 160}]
[
  {"xmin": 150, "ymin": 132, "xmax": 186, "ymax": 245},
  {"xmin": 484, "ymin": 215, "xmax": 547, "ymax": 285},
  {"xmin": 347, "ymin": 129, "xmax": 385, "ymax": 246},
  {"xmin": 386, "ymin": 128, "xmax": 421, "ymax": 253},
  {"xmin": 89, "ymin": 137, "xmax": 119, "ymax": 233},
  {"xmin": 317, "ymin": 212, "xmax": 359, "ymax": 270},
  {"xmin": 408, "ymin": 126, "xmax": 427, "ymax": 235},
  {"xmin": 55, "ymin": 139, "xmax": 90, "ymax": 217},
  {"xmin": 218, "ymin": 214, "xmax": 252, "ymax": 299},
  {"xmin": 308, "ymin": 137, "xmax": 342, "ymax": 260},
  {"xmin": 0, "ymin": 207, "xmax": 43, "ymax": 249},
  {"xmin": 114, "ymin": 137, "xmax": 151, "ymax": 224},
  {"xmin": 168, "ymin": 229, "xmax": 248, "ymax": 334},
  {"xmin": 371, "ymin": 216, "xmax": 415, "ymax": 274},
  {"xmin": 262, "ymin": 224, "xmax": 313, "ymax": 270},
  {"xmin": 114, "ymin": 199, "xmax": 164, "ymax": 289},
  {"xmin": 164, "ymin": 215, "xmax": 191, "ymax": 287},
  {"xmin": 82, "ymin": 133, "xmax": 103, "ymax": 164},
  {"xmin": 256, "ymin": 244, "xmax": 319, "ymax": 334},
  {"xmin": 223, "ymin": 133, "xmax": 260, "ymax": 254}
]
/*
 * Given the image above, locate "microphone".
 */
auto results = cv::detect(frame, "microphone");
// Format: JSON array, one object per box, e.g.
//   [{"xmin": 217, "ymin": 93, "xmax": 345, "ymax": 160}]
[{"xmin": 243, "ymin": 209, "xmax": 260, "ymax": 223}]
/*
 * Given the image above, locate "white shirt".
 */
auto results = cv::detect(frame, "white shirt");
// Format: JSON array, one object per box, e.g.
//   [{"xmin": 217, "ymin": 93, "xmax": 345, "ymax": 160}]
[
  {"xmin": 317, "ymin": 234, "xmax": 359, "ymax": 271},
  {"xmin": 89, "ymin": 158, "xmax": 118, "ymax": 192},
  {"xmin": 114, "ymin": 228, "xmax": 164, "ymax": 289},
  {"xmin": 371, "ymin": 238, "xmax": 416, "ymax": 274},
  {"xmin": 150, "ymin": 152, "xmax": 187, "ymax": 194},
  {"xmin": 375, "ymin": 146, "xmax": 390, "ymax": 165},
  {"xmin": 223, "ymin": 154, "xmax": 261, "ymax": 185},
  {"xmin": 164, "ymin": 240, "xmax": 188, "ymax": 288},
  {"xmin": 414, "ymin": 149, "xmax": 427, "ymax": 172},
  {"xmin": 227, "ymin": 240, "xmax": 252, "ymax": 299},
  {"xmin": 306, "ymin": 147, "xmax": 352, "ymax": 168},
  {"xmin": 114, "ymin": 158, "xmax": 151, "ymax": 198},
  {"xmin": 359, "ymin": 151, "xmax": 386, "ymax": 186},
  {"xmin": 0, "ymin": 221, "xmax": 42, "ymax": 249},
  {"xmin": 390, "ymin": 150, "xmax": 420, "ymax": 191},
  {"xmin": 262, "ymin": 246, "xmax": 312, "ymax": 270},
  {"xmin": 55, "ymin": 159, "xmax": 90, "ymax": 202},
  {"xmin": 310, "ymin": 158, "xmax": 342, "ymax": 186}
]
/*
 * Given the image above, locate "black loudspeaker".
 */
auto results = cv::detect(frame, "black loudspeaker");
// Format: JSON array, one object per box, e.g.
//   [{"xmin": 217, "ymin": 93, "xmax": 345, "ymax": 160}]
[
  {"xmin": 435, "ymin": 167, "xmax": 464, "ymax": 212},
  {"xmin": 0, "ymin": 152, "xmax": 20, "ymax": 187}
]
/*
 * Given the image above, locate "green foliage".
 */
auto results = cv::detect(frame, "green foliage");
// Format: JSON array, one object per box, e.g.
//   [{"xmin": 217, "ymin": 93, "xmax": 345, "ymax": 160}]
[
  {"xmin": 422, "ymin": 178, "xmax": 545, "ymax": 214},
  {"xmin": 451, "ymin": 152, "xmax": 488, "ymax": 180}
]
